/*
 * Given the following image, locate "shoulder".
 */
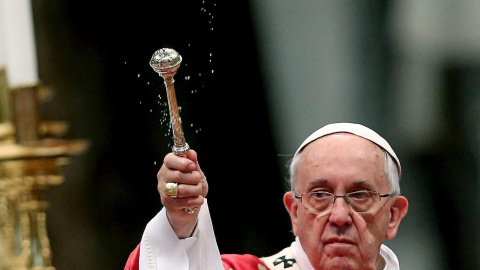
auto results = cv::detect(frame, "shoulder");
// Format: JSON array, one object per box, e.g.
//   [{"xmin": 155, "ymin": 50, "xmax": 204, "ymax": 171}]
[
  {"xmin": 221, "ymin": 254, "xmax": 270, "ymax": 270},
  {"xmin": 124, "ymin": 244, "xmax": 140, "ymax": 270}
]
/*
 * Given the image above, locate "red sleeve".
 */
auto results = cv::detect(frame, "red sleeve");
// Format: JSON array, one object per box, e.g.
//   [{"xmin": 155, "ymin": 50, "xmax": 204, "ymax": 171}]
[
  {"xmin": 221, "ymin": 254, "xmax": 270, "ymax": 270},
  {"xmin": 124, "ymin": 244, "xmax": 140, "ymax": 270},
  {"xmin": 124, "ymin": 244, "xmax": 269, "ymax": 270}
]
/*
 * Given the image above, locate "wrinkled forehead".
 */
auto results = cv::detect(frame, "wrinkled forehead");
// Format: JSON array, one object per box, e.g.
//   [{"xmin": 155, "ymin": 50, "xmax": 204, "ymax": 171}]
[
  {"xmin": 296, "ymin": 134, "xmax": 389, "ymax": 190},
  {"xmin": 298, "ymin": 134, "xmax": 386, "ymax": 171},
  {"xmin": 300, "ymin": 133, "xmax": 384, "ymax": 157},
  {"xmin": 294, "ymin": 123, "xmax": 401, "ymax": 176}
]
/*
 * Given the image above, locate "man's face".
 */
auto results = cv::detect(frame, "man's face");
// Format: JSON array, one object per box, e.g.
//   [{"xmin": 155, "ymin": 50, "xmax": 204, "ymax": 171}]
[{"xmin": 284, "ymin": 134, "xmax": 408, "ymax": 270}]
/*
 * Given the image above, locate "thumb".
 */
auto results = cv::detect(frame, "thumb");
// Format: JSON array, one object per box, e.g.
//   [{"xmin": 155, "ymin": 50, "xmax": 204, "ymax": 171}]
[
  {"xmin": 187, "ymin": 149, "xmax": 208, "ymax": 197},
  {"xmin": 187, "ymin": 150, "xmax": 204, "ymax": 177}
]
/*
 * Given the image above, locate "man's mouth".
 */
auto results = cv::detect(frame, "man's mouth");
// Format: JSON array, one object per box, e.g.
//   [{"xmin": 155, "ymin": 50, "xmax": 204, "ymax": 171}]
[{"xmin": 324, "ymin": 238, "xmax": 356, "ymax": 246}]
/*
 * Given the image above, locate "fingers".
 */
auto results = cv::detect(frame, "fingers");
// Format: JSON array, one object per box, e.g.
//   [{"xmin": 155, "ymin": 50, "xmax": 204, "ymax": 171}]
[
  {"xmin": 160, "ymin": 169, "xmax": 202, "ymax": 185},
  {"xmin": 159, "ymin": 182, "xmax": 203, "ymax": 198},
  {"xmin": 163, "ymin": 152, "xmax": 197, "ymax": 173},
  {"xmin": 157, "ymin": 149, "xmax": 209, "ymax": 204},
  {"xmin": 178, "ymin": 182, "xmax": 203, "ymax": 198}
]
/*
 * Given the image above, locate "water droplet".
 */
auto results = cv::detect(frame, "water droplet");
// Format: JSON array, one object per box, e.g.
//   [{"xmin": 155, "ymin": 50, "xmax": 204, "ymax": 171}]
[
  {"xmin": 190, "ymin": 123, "xmax": 194, "ymax": 127},
  {"xmin": 139, "ymin": 101, "xmax": 142, "ymax": 104},
  {"xmin": 210, "ymin": 28, "xmax": 214, "ymax": 31},
  {"xmin": 124, "ymin": 62, "xmax": 127, "ymax": 64},
  {"xmin": 147, "ymin": 82, "xmax": 150, "ymax": 85},
  {"xmin": 199, "ymin": 73, "xmax": 202, "ymax": 76},
  {"xmin": 211, "ymin": 70, "xmax": 214, "ymax": 73},
  {"xmin": 210, "ymin": 53, "xmax": 213, "ymax": 57},
  {"xmin": 138, "ymin": 74, "xmax": 140, "ymax": 78},
  {"xmin": 154, "ymin": 161, "xmax": 157, "ymax": 165},
  {"xmin": 188, "ymin": 43, "xmax": 191, "ymax": 47},
  {"xmin": 150, "ymin": 109, "xmax": 153, "ymax": 113}
]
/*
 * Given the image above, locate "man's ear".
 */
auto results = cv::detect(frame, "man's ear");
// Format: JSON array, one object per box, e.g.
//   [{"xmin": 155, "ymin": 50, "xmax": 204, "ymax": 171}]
[
  {"xmin": 385, "ymin": 195, "xmax": 408, "ymax": 240},
  {"xmin": 284, "ymin": 191, "xmax": 299, "ymax": 236}
]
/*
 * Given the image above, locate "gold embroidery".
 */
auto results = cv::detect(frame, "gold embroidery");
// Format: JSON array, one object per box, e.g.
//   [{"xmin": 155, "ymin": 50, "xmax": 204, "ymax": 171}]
[{"xmin": 258, "ymin": 264, "xmax": 267, "ymax": 270}]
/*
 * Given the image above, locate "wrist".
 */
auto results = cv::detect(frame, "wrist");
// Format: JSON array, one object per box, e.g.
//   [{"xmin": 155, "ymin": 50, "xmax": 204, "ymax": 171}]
[{"xmin": 166, "ymin": 208, "xmax": 199, "ymax": 238}]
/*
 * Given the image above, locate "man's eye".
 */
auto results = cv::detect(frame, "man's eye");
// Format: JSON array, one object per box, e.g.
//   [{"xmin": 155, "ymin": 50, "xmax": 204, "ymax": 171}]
[
  {"xmin": 349, "ymin": 191, "xmax": 370, "ymax": 200},
  {"xmin": 312, "ymin": 191, "xmax": 330, "ymax": 199}
]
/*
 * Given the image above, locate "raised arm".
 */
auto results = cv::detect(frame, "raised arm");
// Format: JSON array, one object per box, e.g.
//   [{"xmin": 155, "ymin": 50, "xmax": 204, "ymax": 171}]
[
  {"xmin": 158, "ymin": 150, "xmax": 208, "ymax": 238},
  {"xmin": 125, "ymin": 150, "xmax": 222, "ymax": 270}
]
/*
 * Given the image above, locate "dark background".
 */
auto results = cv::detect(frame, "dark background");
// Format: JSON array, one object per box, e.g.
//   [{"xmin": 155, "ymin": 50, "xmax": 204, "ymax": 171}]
[{"xmin": 32, "ymin": 1, "xmax": 291, "ymax": 269}]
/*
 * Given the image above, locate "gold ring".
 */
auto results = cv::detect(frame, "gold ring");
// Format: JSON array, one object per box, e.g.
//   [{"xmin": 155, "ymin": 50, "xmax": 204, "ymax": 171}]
[{"xmin": 165, "ymin": 182, "xmax": 179, "ymax": 198}]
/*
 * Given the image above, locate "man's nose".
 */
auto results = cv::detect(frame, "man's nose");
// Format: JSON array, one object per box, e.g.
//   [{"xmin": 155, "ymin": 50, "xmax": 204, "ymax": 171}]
[{"xmin": 328, "ymin": 197, "xmax": 353, "ymax": 226}]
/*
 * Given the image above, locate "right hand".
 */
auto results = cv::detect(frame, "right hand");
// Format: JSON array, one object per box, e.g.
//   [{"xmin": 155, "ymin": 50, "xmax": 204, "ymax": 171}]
[{"xmin": 157, "ymin": 150, "xmax": 208, "ymax": 238}]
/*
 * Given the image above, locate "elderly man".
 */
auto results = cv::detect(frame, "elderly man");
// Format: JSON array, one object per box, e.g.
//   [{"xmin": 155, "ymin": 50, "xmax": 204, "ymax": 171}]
[{"xmin": 125, "ymin": 123, "xmax": 409, "ymax": 270}]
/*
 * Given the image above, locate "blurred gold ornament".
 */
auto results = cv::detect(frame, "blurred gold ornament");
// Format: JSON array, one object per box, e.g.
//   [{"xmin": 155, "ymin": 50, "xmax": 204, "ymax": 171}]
[{"xmin": 0, "ymin": 70, "xmax": 89, "ymax": 269}]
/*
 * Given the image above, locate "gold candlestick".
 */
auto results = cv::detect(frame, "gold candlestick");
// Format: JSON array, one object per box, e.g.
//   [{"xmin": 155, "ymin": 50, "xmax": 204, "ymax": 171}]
[
  {"xmin": 150, "ymin": 48, "xmax": 189, "ymax": 156},
  {"xmin": 0, "ymin": 80, "xmax": 89, "ymax": 269}
]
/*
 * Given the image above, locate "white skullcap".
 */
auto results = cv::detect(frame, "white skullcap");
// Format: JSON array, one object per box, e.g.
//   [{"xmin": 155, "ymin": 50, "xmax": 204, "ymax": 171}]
[{"xmin": 294, "ymin": 123, "xmax": 401, "ymax": 176}]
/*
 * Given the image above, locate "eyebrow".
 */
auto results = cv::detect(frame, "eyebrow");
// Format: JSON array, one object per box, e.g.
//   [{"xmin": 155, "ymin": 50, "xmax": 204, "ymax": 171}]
[
  {"xmin": 307, "ymin": 179, "xmax": 329, "ymax": 189},
  {"xmin": 306, "ymin": 179, "xmax": 376, "ymax": 190},
  {"xmin": 351, "ymin": 180, "xmax": 376, "ymax": 190}
]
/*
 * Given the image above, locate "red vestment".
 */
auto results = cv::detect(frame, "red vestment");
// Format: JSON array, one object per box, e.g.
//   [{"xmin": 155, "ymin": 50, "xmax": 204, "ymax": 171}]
[{"xmin": 124, "ymin": 244, "xmax": 270, "ymax": 270}]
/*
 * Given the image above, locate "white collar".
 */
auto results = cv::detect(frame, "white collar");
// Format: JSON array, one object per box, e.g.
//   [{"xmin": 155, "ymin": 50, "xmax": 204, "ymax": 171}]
[{"xmin": 290, "ymin": 237, "xmax": 400, "ymax": 270}]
